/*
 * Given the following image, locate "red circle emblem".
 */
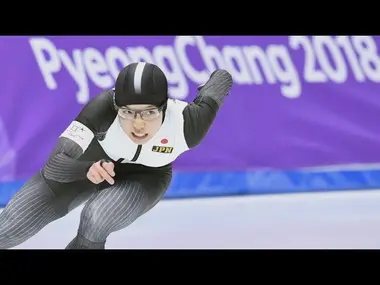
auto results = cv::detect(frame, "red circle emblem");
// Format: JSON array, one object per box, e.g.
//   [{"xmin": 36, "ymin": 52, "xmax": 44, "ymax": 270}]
[{"xmin": 161, "ymin": 138, "xmax": 168, "ymax": 144}]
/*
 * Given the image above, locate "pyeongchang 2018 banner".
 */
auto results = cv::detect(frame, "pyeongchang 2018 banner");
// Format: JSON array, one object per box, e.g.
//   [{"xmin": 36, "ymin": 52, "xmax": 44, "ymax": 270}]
[{"xmin": 1, "ymin": 35, "xmax": 380, "ymax": 204}]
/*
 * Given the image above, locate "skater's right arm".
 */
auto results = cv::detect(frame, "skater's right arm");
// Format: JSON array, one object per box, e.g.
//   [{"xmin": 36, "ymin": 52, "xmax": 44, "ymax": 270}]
[{"xmin": 43, "ymin": 90, "xmax": 116, "ymax": 183}]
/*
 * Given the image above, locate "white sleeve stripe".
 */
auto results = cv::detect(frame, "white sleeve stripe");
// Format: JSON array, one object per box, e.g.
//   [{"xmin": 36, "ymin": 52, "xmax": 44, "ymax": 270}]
[{"xmin": 59, "ymin": 121, "xmax": 95, "ymax": 152}]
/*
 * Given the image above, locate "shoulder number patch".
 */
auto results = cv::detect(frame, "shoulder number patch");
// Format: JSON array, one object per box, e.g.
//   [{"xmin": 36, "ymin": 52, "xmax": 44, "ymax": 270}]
[{"xmin": 60, "ymin": 121, "xmax": 94, "ymax": 152}]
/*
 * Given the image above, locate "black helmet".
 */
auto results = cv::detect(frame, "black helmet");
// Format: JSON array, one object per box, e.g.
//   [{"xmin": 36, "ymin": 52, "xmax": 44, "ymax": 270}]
[{"xmin": 114, "ymin": 62, "xmax": 168, "ymax": 108}]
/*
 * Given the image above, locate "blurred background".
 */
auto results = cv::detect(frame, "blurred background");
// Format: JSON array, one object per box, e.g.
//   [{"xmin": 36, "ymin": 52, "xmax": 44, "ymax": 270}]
[{"xmin": 1, "ymin": 35, "xmax": 380, "ymax": 248}]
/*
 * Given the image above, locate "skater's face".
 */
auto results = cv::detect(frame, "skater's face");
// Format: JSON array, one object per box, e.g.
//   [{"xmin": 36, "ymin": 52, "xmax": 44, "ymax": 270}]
[{"xmin": 118, "ymin": 104, "xmax": 164, "ymax": 144}]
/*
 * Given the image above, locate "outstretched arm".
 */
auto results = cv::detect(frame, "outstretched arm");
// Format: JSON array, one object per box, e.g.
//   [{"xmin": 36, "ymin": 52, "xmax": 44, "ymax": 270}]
[
  {"xmin": 43, "ymin": 90, "xmax": 116, "ymax": 183},
  {"xmin": 42, "ymin": 126, "xmax": 95, "ymax": 183},
  {"xmin": 182, "ymin": 70, "xmax": 233, "ymax": 149}
]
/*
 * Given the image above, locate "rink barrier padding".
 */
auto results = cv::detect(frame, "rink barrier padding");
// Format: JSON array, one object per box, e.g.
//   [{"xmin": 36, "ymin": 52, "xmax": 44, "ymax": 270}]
[{"xmin": 1, "ymin": 168, "xmax": 380, "ymax": 207}]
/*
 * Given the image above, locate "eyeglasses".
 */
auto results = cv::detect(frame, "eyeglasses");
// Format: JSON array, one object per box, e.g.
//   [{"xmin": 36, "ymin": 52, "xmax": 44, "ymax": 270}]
[{"xmin": 118, "ymin": 105, "xmax": 165, "ymax": 121}]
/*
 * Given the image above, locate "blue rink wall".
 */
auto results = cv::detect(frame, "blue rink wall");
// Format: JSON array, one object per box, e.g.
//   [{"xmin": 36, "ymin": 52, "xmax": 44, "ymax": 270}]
[{"xmin": 2, "ymin": 167, "xmax": 380, "ymax": 208}]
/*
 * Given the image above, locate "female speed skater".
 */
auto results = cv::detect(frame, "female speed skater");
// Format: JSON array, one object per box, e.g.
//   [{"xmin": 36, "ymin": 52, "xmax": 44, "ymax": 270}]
[{"xmin": 0, "ymin": 62, "xmax": 233, "ymax": 249}]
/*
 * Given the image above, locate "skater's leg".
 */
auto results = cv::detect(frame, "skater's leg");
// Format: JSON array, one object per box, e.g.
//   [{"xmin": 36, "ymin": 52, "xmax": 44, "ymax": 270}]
[
  {"xmin": 0, "ymin": 173, "xmax": 64, "ymax": 248},
  {"xmin": 66, "ymin": 172, "xmax": 171, "ymax": 249}
]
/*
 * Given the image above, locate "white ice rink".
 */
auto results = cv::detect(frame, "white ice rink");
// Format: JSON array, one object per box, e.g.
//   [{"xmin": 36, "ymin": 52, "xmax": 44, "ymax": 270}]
[{"xmin": 7, "ymin": 189, "xmax": 380, "ymax": 249}]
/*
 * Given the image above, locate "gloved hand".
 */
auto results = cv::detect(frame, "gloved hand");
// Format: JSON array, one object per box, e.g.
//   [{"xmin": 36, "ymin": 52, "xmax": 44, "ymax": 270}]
[{"xmin": 197, "ymin": 69, "xmax": 233, "ymax": 106}]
